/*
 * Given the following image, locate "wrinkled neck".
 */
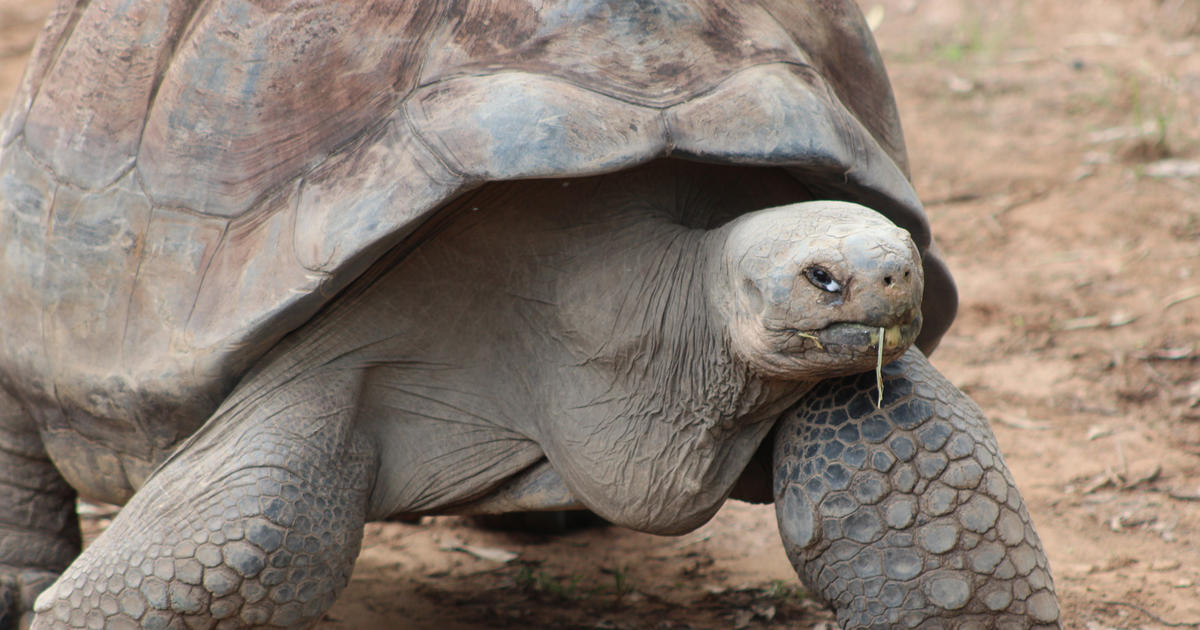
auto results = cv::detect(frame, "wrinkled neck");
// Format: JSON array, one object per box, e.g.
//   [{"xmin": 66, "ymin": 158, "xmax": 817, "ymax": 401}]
[
  {"xmin": 556, "ymin": 212, "xmax": 786, "ymax": 428},
  {"xmin": 546, "ymin": 213, "xmax": 807, "ymax": 533}
]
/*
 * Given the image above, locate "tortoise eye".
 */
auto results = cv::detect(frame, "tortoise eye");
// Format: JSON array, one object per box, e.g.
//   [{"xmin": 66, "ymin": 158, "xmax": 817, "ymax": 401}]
[{"xmin": 805, "ymin": 266, "xmax": 842, "ymax": 293}]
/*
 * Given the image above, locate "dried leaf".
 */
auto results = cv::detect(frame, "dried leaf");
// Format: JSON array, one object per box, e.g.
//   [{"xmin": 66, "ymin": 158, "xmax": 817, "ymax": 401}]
[
  {"xmin": 1058, "ymin": 316, "xmax": 1103, "ymax": 331},
  {"xmin": 1109, "ymin": 511, "xmax": 1156, "ymax": 531},
  {"xmin": 1146, "ymin": 346, "xmax": 1196, "ymax": 361},
  {"xmin": 1057, "ymin": 313, "xmax": 1136, "ymax": 331},
  {"xmin": 439, "ymin": 539, "xmax": 519, "ymax": 563}
]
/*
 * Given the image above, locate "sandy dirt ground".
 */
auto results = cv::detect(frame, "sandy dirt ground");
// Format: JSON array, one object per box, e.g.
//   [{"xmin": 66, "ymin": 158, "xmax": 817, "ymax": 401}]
[{"xmin": 2, "ymin": 0, "xmax": 1198, "ymax": 628}]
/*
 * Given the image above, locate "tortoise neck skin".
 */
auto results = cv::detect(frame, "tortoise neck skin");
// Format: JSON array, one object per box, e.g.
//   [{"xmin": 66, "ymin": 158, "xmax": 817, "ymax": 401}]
[{"xmin": 541, "ymin": 208, "xmax": 808, "ymax": 534}]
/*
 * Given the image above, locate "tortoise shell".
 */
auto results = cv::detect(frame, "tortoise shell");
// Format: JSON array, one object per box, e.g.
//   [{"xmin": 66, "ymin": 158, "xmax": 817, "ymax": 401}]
[{"xmin": 0, "ymin": 0, "xmax": 954, "ymax": 479}]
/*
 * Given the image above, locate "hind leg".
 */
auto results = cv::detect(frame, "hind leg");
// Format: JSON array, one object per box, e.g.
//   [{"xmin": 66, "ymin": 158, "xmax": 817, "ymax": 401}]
[
  {"xmin": 0, "ymin": 387, "xmax": 80, "ymax": 630},
  {"xmin": 31, "ymin": 370, "xmax": 376, "ymax": 630},
  {"xmin": 773, "ymin": 348, "xmax": 1060, "ymax": 629}
]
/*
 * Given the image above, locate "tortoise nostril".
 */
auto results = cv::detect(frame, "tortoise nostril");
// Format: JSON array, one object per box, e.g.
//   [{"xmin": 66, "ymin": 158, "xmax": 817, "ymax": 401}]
[{"xmin": 883, "ymin": 268, "xmax": 914, "ymax": 288}]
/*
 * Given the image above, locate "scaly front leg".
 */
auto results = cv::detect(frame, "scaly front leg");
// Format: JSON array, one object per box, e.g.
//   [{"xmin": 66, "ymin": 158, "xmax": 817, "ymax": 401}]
[
  {"xmin": 773, "ymin": 348, "xmax": 1060, "ymax": 629},
  {"xmin": 31, "ymin": 370, "xmax": 376, "ymax": 630}
]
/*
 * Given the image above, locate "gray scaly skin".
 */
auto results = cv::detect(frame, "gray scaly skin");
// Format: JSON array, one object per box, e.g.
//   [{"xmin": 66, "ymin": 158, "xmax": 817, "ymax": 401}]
[
  {"xmin": 0, "ymin": 387, "xmax": 79, "ymax": 630},
  {"xmin": 31, "ymin": 372, "xmax": 375, "ymax": 630},
  {"xmin": 775, "ymin": 349, "xmax": 1060, "ymax": 627}
]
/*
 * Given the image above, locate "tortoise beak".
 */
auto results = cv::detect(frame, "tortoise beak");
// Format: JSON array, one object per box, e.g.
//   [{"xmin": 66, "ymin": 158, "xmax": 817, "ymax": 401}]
[{"xmin": 811, "ymin": 313, "xmax": 923, "ymax": 358}]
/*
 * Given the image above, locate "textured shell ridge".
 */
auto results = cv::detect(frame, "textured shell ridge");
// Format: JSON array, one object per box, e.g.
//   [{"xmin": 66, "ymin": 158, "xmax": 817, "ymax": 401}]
[
  {"xmin": 0, "ymin": 0, "xmax": 953, "ymax": 440},
  {"xmin": 419, "ymin": 0, "xmax": 812, "ymax": 110},
  {"xmin": 136, "ymin": 0, "xmax": 445, "ymax": 216},
  {"xmin": 23, "ymin": 0, "xmax": 205, "ymax": 190},
  {"xmin": 0, "ymin": 0, "xmax": 90, "ymax": 148}
]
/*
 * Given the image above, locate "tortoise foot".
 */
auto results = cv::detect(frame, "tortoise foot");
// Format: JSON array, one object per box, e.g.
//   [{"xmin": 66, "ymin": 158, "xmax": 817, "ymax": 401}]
[{"xmin": 773, "ymin": 348, "xmax": 1061, "ymax": 629}]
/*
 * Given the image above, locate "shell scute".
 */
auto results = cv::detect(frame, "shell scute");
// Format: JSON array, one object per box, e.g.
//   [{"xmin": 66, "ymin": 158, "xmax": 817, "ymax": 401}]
[
  {"xmin": 23, "ymin": 0, "xmax": 199, "ymax": 190},
  {"xmin": 0, "ymin": 0, "xmax": 85, "ymax": 147},
  {"xmin": 0, "ymin": 144, "xmax": 55, "ymax": 393},
  {"xmin": 186, "ymin": 182, "xmax": 319, "ymax": 365},
  {"xmin": 41, "ymin": 173, "xmax": 152, "ymax": 373},
  {"xmin": 0, "ymin": 141, "xmax": 52, "ymax": 222},
  {"xmin": 423, "ymin": 0, "xmax": 805, "ymax": 109},
  {"xmin": 125, "ymin": 207, "xmax": 228, "ymax": 370},
  {"xmin": 137, "ymin": 0, "xmax": 441, "ymax": 217},
  {"xmin": 665, "ymin": 63, "xmax": 927, "ymax": 249},
  {"xmin": 757, "ymin": 0, "xmax": 908, "ymax": 174},
  {"xmin": 406, "ymin": 73, "xmax": 666, "ymax": 182},
  {"xmin": 293, "ymin": 115, "xmax": 462, "ymax": 276}
]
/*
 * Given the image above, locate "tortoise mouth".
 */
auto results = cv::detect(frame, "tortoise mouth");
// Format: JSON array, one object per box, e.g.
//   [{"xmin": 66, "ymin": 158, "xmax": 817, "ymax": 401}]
[
  {"xmin": 813, "ymin": 316, "xmax": 922, "ymax": 354},
  {"xmin": 770, "ymin": 313, "xmax": 922, "ymax": 366}
]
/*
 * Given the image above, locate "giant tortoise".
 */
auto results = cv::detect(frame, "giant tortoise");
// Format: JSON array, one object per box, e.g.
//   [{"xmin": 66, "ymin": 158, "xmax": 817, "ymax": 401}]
[{"xmin": 0, "ymin": 1, "xmax": 1060, "ymax": 628}]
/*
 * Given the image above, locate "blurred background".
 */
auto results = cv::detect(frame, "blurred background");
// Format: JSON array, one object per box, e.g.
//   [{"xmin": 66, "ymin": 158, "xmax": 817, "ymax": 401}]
[{"xmin": 2, "ymin": 0, "xmax": 1197, "ymax": 627}]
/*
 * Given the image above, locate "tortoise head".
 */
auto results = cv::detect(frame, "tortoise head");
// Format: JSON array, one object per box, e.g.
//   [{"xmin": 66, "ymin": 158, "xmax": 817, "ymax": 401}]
[{"xmin": 714, "ymin": 200, "xmax": 923, "ymax": 380}]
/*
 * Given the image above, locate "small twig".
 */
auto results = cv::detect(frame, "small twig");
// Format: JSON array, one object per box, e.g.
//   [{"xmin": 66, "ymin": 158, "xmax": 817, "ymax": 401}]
[
  {"xmin": 1100, "ymin": 600, "xmax": 1200, "ymax": 627},
  {"xmin": 1056, "ymin": 312, "xmax": 1138, "ymax": 331},
  {"xmin": 1080, "ymin": 464, "xmax": 1164, "ymax": 495},
  {"xmin": 874, "ymin": 327, "xmax": 885, "ymax": 409},
  {"xmin": 792, "ymin": 330, "xmax": 823, "ymax": 350},
  {"xmin": 1164, "ymin": 290, "xmax": 1200, "ymax": 312}
]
